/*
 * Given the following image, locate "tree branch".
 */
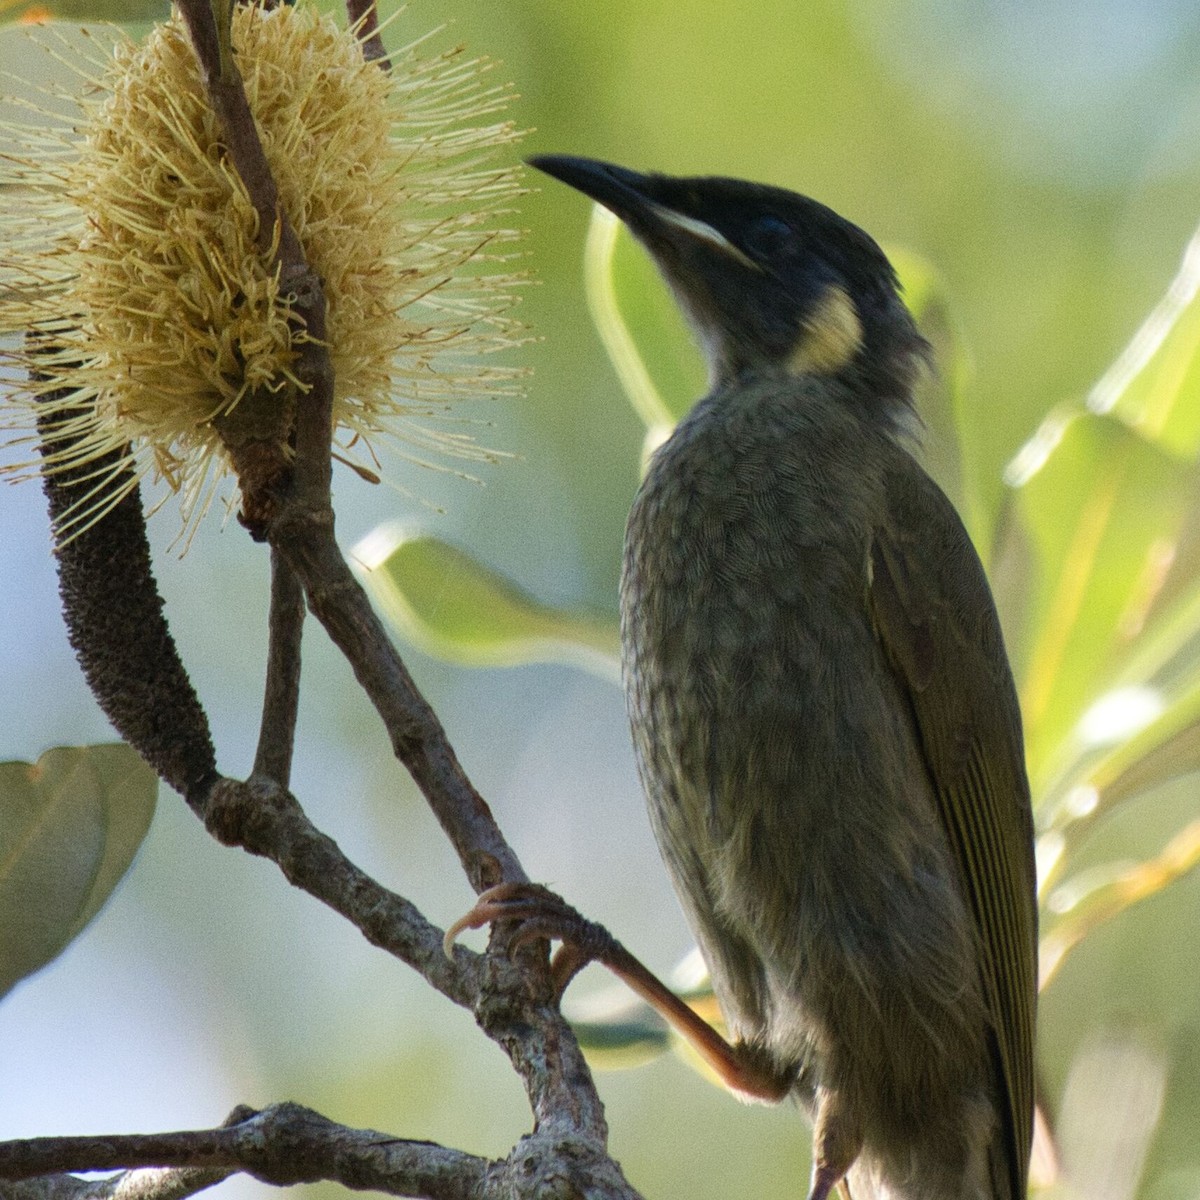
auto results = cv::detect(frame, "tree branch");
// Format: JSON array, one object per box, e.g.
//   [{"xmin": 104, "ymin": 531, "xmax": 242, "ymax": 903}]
[
  {"xmin": 201, "ymin": 775, "xmax": 477, "ymax": 1007},
  {"xmin": 0, "ymin": 1105, "xmax": 488, "ymax": 1200},
  {"xmin": 266, "ymin": 513, "xmax": 527, "ymax": 892},
  {"xmin": 18, "ymin": 8, "xmax": 639, "ymax": 1198},
  {"xmin": 0, "ymin": 1105, "xmax": 645, "ymax": 1200},
  {"xmin": 174, "ymin": 0, "xmax": 525, "ymax": 893},
  {"xmin": 174, "ymin": 0, "xmax": 573, "ymax": 1118},
  {"xmin": 0, "ymin": 1165, "xmax": 230, "ymax": 1200},
  {"xmin": 252, "ymin": 548, "xmax": 305, "ymax": 786},
  {"xmin": 198, "ymin": 772, "xmax": 614, "ymax": 1154}
]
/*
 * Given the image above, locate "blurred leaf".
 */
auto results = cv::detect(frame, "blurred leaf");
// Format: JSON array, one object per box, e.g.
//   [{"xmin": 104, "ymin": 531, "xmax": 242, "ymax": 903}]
[
  {"xmin": 994, "ymin": 225, "xmax": 1200, "ymax": 976},
  {"xmin": 1005, "ymin": 227, "xmax": 1200, "ymax": 867},
  {"xmin": 1031, "ymin": 1105, "xmax": 1062, "ymax": 1194},
  {"xmin": 582, "ymin": 204, "xmax": 706, "ymax": 435},
  {"xmin": 570, "ymin": 1014, "xmax": 672, "ymax": 1068},
  {"xmin": 354, "ymin": 524, "xmax": 621, "ymax": 678},
  {"xmin": 1089, "ymin": 226, "xmax": 1200, "ymax": 461},
  {"xmin": 1135, "ymin": 469, "xmax": 1200, "ymax": 640},
  {"xmin": 1047, "ymin": 681, "xmax": 1200, "ymax": 855},
  {"xmin": 1006, "ymin": 410, "xmax": 1193, "ymax": 794},
  {"xmin": 565, "ymin": 950, "xmax": 725, "ymax": 1071},
  {"xmin": 1087, "ymin": 698, "xmax": 1200, "ymax": 816},
  {"xmin": 0, "ymin": 0, "xmax": 167, "ymax": 24},
  {"xmin": 1040, "ymin": 818, "xmax": 1200, "ymax": 988},
  {"xmin": 0, "ymin": 743, "xmax": 157, "ymax": 998},
  {"xmin": 1050, "ymin": 1032, "xmax": 1166, "ymax": 1200},
  {"xmin": 889, "ymin": 247, "xmax": 977, "ymax": 531}
]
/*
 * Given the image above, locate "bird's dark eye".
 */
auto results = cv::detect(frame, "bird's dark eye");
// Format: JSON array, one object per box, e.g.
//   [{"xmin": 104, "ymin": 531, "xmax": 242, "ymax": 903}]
[{"xmin": 743, "ymin": 214, "xmax": 796, "ymax": 260}]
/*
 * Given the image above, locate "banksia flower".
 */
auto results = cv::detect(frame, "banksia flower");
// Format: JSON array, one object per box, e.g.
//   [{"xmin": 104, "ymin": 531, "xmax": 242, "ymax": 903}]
[{"xmin": 1, "ymin": 3, "xmax": 523, "ymax": 542}]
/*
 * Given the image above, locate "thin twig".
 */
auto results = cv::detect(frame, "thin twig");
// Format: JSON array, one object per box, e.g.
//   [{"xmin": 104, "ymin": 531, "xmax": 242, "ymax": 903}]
[
  {"xmin": 252, "ymin": 548, "xmax": 305, "ymax": 785},
  {"xmin": 267, "ymin": 513, "xmax": 527, "ymax": 892},
  {"xmin": 0, "ymin": 1165, "xmax": 230, "ymax": 1200},
  {"xmin": 175, "ymin": 0, "xmax": 311, "ymax": 278},
  {"xmin": 344, "ymin": 0, "xmax": 391, "ymax": 70},
  {"xmin": 200, "ymin": 773, "xmax": 606, "ymax": 1145},
  {"xmin": 201, "ymin": 767, "xmax": 612, "ymax": 1149},
  {"xmin": 176, "ymin": 0, "xmax": 332, "ymax": 534}
]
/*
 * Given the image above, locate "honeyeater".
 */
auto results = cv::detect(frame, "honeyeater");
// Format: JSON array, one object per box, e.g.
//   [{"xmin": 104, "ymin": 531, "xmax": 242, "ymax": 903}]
[{"xmin": 458, "ymin": 156, "xmax": 1037, "ymax": 1200}]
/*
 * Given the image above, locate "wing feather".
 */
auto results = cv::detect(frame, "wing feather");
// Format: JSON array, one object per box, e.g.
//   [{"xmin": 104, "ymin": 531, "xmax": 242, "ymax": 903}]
[{"xmin": 868, "ymin": 460, "xmax": 1037, "ymax": 1200}]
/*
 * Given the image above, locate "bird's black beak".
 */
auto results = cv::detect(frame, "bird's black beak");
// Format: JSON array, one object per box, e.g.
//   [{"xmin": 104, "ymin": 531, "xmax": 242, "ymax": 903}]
[
  {"xmin": 529, "ymin": 154, "xmax": 757, "ymax": 274},
  {"xmin": 528, "ymin": 155, "xmax": 663, "ymax": 230}
]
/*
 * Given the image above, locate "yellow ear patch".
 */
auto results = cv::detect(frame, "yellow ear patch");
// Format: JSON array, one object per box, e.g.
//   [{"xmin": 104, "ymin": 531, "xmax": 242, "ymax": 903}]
[{"xmin": 786, "ymin": 284, "xmax": 863, "ymax": 376}]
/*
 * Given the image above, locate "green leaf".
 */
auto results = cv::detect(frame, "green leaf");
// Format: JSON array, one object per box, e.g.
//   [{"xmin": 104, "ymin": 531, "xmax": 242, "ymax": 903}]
[
  {"xmin": 889, "ymin": 247, "xmax": 979, "ymax": 533},
  {"xmin": 564, "ymin": 951, "xmax": 722, "ymax": 1072},
  {"xmin": 1027, "ymin": 542, "xmax": 1200, "ymax": 830},
  {"xmin": 354, "ymin": 525, "xmax": 621, "ymax": 678},
  {"xmin": 0, "ymin": 743, "xmax": 157, "ymax": 998},
  {"xmin": 1002, "ymin": 226, "xmax": 1200, "ymax": 862},
  {"xmin": 1005, "ymin": 410, "xmax": 1194, "ymax": 795},
  {"xmin": 1088, "ymin": 227, "xmax": 1200, "ymax": 461},
  {"xmin": 569, "ymin": 1014, "xmax": 672, "ymax": 1068},
  {"xmin": 1040, "ymin": 818, "xmax": 1200, "ymax": 988},
  {"xmin": 582, "ymin": 204, "xmax": 706, "ymax": 435},
  {"xmin": 1086, "ymin": 693, "xmax": 1200, "ymax": 817},
  {"xmin": 1002, "ymin": 227, "xmax": 1200, "ymax": 909},
  {"xmin": 1044, "ymin": 660, "xmax": 1200, "ymax": 856}
]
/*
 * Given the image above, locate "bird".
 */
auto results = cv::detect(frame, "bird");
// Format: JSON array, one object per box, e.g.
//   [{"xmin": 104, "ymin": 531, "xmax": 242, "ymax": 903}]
[{"xmin": 450, "ymin": 156, "xmax": 1037, "ymax": 1200}]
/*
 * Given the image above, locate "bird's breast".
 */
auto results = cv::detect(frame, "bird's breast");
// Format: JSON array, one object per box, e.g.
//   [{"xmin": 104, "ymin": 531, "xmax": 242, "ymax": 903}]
[
  {"xmin": 621, "ymin": 386, "xmax": 892, "ymax": 842},
  {"xmin": 619, "ymin": 385, "xmax": 973, "ymax": 1054}
]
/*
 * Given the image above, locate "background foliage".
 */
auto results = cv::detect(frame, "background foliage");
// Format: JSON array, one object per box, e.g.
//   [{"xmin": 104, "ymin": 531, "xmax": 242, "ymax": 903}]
[{"xmin": 4, "ymin": 2, "xmax": 1200, "ymax": 1199}]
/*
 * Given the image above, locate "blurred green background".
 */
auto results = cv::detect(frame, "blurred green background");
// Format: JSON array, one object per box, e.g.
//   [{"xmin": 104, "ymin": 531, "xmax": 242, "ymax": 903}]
[{"xmin": 3, "ymin": 1, "xmax": 1200, "ymax": 1198}]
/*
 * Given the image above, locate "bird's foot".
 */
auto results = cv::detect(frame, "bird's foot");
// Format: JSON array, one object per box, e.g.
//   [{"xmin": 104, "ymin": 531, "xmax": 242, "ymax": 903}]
[
  {"xmin": 444, "ymin": 881, "xmax": 618, "ymax": 997},
  {"xmin": 807, "ymin": 1164, "xmax": 846, "ymax": 1200},
  {"xmin": 808, "ymin": 1086, "xmax": 861, "ymax": 1200},
  {"xmin": 445, "ymin": 882, "xmax": 796, "ymax": 1105}
]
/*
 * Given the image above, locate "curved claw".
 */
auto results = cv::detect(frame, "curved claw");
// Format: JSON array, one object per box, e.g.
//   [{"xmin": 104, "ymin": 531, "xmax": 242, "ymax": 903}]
[
  {"xmin": 442, "ymin": 907, "xmax": 484, "ymax": 958},
  {"xmin": 443, "ymin": 882, "xmax": 527, "ymax": 957},
  {"xmin": 443, "ymin": 882, "xmax": 598, "ymax": 960}
]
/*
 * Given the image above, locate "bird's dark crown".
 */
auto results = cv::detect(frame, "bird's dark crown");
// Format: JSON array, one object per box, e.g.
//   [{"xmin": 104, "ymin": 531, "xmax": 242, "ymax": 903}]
[{"xmin": 531, "ymin": 155, "xmax": 929, "ymax": 417}]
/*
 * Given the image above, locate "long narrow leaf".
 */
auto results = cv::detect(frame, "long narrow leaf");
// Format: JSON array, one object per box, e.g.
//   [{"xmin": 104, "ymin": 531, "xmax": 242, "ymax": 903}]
[
  {"xmin": 1007, "ymin": 411, "xmax": 1192, "ymax": 790},
  {"xmin": 1089, "ymin": 226, "xmax": 1200, "ymax": 460},
  {"xmin": 354, "ymin": 524, "xmax": 620, "ymax": 678}
]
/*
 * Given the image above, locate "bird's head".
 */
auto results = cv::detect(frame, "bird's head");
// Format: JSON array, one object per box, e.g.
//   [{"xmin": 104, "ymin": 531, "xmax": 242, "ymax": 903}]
[{"xmin": 530, "ymin": 155, "xmax": 929, "ymax": 418}]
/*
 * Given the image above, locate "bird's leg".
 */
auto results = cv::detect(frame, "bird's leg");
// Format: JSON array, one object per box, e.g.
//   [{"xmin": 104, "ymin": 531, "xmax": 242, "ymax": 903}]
[
  {"xmin": 808, "ymin": 1086, "xmax": 863, "ymax": 1200},
  {"xmin": 445, "ymin": 882, "xmax": 795, "ymax": 1104}
]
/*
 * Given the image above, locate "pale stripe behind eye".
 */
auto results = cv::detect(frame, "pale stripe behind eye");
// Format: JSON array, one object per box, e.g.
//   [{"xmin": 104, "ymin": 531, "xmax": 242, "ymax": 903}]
[{"xmin": 652, "ymin": 206, "xmax": 761, "ymax": 271}]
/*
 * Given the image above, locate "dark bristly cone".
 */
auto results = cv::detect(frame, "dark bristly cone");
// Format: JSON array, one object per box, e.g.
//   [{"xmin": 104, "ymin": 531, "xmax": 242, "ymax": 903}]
[{"xmin": 34, "ymin": 357, "xmax": 219, "ymax": 807}]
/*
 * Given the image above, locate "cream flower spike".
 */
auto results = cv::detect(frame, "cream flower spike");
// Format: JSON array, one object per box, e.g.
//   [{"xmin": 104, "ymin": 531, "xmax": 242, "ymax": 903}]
[{"xmin": 0, "ymin": 2, "xmax": 525, "ymax": 545}]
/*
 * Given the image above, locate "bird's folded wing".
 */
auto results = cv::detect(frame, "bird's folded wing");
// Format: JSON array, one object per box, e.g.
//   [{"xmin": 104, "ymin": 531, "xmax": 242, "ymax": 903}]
[{"xmin": 868, "ymin": 462, "xmax": 1037, "ymax": 1200}]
